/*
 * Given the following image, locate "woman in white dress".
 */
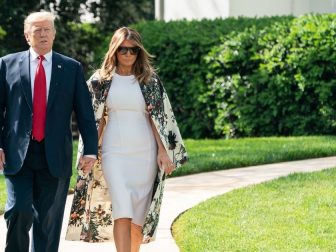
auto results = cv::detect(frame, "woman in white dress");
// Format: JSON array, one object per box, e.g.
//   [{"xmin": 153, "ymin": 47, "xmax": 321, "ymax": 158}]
[
  {"xmin": 65, "ymin": 27, "xmax": 187, "ymax": 249},
  {"xmin": 99, "ymin": 28, "xmax": 176, "ymax": 252}
]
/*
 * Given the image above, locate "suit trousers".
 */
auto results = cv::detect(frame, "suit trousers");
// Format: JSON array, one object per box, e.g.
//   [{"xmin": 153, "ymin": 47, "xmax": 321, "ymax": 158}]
[{"xmin": 4, "ymin": 139, "xmax": 70, "ymax": 252}]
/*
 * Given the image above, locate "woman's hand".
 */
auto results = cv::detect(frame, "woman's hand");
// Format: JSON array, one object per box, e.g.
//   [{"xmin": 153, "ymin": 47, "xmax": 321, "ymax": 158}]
[
  {"xmin": 0, "ymin": 149, "xmax": 5, "ymax": 170},
  {"xmin": 148, "ymin": 115, "xmax": 175, "ymax": 175},
  {"xmin": 157, "ymin": 148, "xmax": 175, "ymax": 175}
]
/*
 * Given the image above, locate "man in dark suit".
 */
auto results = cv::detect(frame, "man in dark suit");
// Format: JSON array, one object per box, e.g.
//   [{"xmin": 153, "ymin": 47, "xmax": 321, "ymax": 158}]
[{"xmin": 0, "ymin": 11, "xmax": 98, "ymax": 252}]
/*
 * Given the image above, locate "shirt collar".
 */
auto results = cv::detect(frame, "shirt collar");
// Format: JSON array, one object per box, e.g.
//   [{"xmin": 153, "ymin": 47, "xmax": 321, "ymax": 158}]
[{"xmin": 29, "ymin": 47, "xmax": 52, "ymax": 63}]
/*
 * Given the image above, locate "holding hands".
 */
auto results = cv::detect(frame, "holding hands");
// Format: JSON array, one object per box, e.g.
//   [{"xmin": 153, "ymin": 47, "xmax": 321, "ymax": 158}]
[{"xmin": 79, "ymin": 156, "xmax": 96, "ymax": 173}]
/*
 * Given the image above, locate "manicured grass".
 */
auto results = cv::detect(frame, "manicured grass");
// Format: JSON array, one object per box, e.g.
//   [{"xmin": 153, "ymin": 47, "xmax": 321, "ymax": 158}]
[
  {"xmin": 174, "ymin": 136, "xmax": 336, "ymax": 176},
  {"xmin": 0, "ymin": 176, "xmax": 5, "ymax": 214},
  {"xmin": 1, "ymin": 136, "xmax": 336, "ymax": 215},
  {"xmin": 173, "ymin": 168, "xmax": 336, "ymax": 251},
  {"xmin": 70, "ymin": 140, "xmax": 79, "ymax": 190}
]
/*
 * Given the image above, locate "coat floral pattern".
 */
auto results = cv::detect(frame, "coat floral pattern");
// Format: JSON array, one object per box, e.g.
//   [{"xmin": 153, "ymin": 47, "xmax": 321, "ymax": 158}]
[{"xmin": 65, "ymin": 72, "xmax": 188, "ymax": 243}]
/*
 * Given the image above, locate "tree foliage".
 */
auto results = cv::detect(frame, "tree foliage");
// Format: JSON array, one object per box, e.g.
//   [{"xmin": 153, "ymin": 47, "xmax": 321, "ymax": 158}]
[
  {"xmin": 0, "ymin": 0, "xmax": 154, "ymax": 73},
  {"xmin": 205, "ymin": 14, "xmax": 336, "ymax": 137},
  {"xmin": 89, "ymin": 0, "xmax": 154, "ymax": 32},
  {"xmin": 0, "ymin": 0, "xmax": 88, "ymax": 53},
  {"xmin": 0, "ymin": 0, "xmax": 43, "ymax": 52}
]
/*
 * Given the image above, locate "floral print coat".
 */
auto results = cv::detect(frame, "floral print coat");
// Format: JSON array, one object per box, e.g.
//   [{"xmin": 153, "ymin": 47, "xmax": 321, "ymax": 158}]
[{"xmin": 65, "ymin": 72, "xmax": 188, "ymax": 243}]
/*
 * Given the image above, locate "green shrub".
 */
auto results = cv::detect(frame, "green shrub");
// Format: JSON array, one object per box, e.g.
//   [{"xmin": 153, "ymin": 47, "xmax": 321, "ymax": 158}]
[
  {"xmin": 54, "ymin": 22, "xmax": 104, "ymax": 77},
  {"xmin": 94, "ymin": 17, "xmax": 294, "ymax": 138},
  {"xmin": 0, "ymin": 26, "xmax": 5, "ymax": 39},
  {"xmin": 0, "ymin": 26, "xmax": 6, "ymax": 55},
  {"xmin": 206, "ymin": 14, "xmax": 336, "ymax": 138}
]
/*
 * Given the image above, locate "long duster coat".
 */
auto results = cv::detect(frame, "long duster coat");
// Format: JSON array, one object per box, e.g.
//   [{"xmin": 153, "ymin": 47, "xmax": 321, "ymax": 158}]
[{"xmin": 65, "ymin": 72, "xmax": 188, "ymax": 243}]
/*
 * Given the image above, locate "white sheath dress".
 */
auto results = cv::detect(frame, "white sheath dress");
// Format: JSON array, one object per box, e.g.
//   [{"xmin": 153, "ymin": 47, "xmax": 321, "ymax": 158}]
[{"xmin": 101, "ymin": 73, "xmax": 157, "ymax": 226}]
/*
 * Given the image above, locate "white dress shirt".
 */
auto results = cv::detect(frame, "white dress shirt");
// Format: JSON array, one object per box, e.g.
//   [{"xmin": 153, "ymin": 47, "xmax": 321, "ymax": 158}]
[{"xmin": 29, "ymin": 47, "xmax": 52, "ymax": 101}]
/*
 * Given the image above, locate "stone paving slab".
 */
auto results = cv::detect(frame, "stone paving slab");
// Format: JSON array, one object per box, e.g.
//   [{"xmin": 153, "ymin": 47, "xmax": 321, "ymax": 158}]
[{"xmin": 1, "ymin": 156, "xmax": 335, "ymax": 251}]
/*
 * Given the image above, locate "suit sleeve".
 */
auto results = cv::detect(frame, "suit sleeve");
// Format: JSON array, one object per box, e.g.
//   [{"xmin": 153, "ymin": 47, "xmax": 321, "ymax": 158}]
[
  {"xmin": 0, "ymin": 58, "xmax": 5, "ymax": 149},
  {"xmin": 73, "ymin": 62, "xmax": 98, "ymax": 156}
]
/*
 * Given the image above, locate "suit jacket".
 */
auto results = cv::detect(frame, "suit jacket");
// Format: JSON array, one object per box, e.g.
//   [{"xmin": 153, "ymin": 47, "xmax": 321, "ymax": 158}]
[
  {"xmin": 0, "ymin": 50, "xmax": 98, "ymax": 178},
  {"xmin": 65, "ymin": 72, "xmax": 188, "ymax": 243}
]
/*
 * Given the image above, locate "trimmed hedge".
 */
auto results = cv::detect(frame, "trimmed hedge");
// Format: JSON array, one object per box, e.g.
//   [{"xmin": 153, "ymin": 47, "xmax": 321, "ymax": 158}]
[
  {"xmin": 94, "ymin": 16, "xmax": 294, "ymax": 138},
  {"xmin": 55, "ymin": 22, "xmax": 104, "ymax": 75},
  {"xmin": 94, "ymin": 15, "xmax": 335, "ymax": 138},
  {"xmin": 205, "ymin": 14, "xmax": 336, "ymax": 137}
]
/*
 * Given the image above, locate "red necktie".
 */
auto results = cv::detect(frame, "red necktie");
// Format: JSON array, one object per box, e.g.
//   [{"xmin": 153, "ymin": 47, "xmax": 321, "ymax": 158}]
[{"xmin": 32, "ymin": 55, "xmax": 47, "ymax": 141}]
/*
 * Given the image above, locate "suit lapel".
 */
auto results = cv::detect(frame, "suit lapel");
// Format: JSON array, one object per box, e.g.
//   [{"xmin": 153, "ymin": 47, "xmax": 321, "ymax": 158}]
[
  {"xmin": 47, "ymin": 52, "xmax": 62, "ymax": 112},
  {"xmin": 19, "ymin": 51, "xmax": 33, "ymax": 112}
]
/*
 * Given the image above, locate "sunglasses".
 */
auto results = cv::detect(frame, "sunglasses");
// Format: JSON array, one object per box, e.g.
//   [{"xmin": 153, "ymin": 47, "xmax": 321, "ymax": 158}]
[{"xmin": 117, "ymin": 46, "xmax": 140, "ymax": 55}]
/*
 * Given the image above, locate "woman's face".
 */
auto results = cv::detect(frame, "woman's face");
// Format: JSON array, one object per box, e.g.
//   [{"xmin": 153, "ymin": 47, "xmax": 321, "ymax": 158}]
[{"xmin": 116, "ymin": 39, "xmax": 139, "ymax": 70}]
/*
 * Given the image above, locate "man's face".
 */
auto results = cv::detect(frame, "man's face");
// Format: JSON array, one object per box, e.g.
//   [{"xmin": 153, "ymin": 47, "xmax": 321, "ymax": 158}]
[{"xmin": 25, "ymin": 20, "xmax": 55, "ymax": 55}]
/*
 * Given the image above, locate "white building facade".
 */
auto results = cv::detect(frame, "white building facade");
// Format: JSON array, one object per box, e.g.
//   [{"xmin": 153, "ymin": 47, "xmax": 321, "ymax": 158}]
[{"xmin": 155, "ymin": 0, "xmax": 336, "ymax": 21}]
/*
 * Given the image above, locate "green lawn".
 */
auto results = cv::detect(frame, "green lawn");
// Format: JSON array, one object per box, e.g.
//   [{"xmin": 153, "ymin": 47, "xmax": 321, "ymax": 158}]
[
  {"xmin": 1, "ymin": 136, "xmax": 336, "ymax": 215},
  {"xmin": 0, "ymin": 176, "xmax": 5, "ymax": 213},
  {"xmin": 174, "ymin": 136, "xmax": 336, "ymax": 176},
  {"xmin": 173, "ymin": 168, "xmax": 336, "ymax": 251},
  {"xmin": 70, "ymin": 140, "xmax": 79, "ymax": 189}
]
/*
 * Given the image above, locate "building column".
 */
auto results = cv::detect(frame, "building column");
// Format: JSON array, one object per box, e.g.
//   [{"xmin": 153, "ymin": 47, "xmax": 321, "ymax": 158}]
[{"xmin": 155, "ymin": 0, "xmax": 164, "ymax": 20}]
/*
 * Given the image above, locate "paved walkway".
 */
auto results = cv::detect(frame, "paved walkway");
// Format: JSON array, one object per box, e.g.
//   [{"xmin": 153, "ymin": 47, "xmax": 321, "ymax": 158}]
[{"xmin": 1, "ymin": 156, "xmax": 336, "ymax": 251}]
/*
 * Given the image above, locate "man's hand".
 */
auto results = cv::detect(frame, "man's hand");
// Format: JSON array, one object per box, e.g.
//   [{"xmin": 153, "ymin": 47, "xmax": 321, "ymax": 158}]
[
  {"xmin": 79, "ymin": 156, "xmax": 96, "ymax": 173},
  {"xmin": 0, "ymin": 149, "xmax": 5, "ymax": 171}
]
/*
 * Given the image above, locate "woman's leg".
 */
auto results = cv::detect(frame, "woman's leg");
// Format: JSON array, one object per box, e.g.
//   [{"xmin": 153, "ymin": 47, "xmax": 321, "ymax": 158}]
[
  {"xmin": 114, "ymin": 218, "xmax": 132, "ymax": 252},
  {"xmin": 131, "ymin": 223, "xmax": 143, "ymax": 252}
]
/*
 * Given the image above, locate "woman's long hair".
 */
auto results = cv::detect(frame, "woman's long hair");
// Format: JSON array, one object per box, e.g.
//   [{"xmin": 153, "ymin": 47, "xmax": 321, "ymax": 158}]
[{"xmin": 99, "ymin": 27, "xmax": 155, "ymax": 84}]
